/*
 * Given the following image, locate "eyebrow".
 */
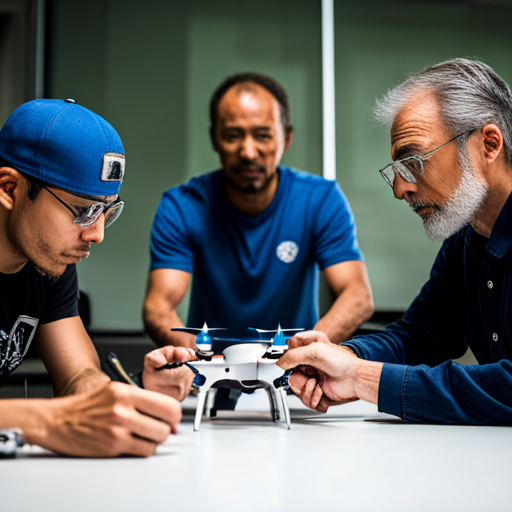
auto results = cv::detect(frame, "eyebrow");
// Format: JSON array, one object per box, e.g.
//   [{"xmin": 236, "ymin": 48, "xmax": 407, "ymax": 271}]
[
  {"xmin": 67, "ymin": 194, "xmax": 116, "ymax": 208},
  {"xmin": 222, "ymin": 125, "xmax": 272, "ymax": 131},
  {"xmin": 393, "ymin": 143, "xmax": 425, "ymax": 161}
]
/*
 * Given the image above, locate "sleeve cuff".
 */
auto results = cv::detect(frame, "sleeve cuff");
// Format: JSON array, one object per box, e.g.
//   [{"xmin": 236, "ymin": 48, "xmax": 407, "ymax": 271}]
[
  {"xmin": 378, "ymin": 363, "xmax": 408, "ymax": 418},
  {"xmin": 340, "ymin": 341, "xmax": 364, "ymax": 358}
]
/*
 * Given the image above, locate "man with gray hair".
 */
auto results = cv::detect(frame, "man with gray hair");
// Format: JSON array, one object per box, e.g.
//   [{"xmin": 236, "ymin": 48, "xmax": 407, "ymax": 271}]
[{"xmin": 277, "ymin": 58, "xmax": 512, "ymax": 425}]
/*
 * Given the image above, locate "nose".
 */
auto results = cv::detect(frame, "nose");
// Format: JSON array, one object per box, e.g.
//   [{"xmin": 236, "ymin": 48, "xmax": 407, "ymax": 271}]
[
  {"xmin": 240, "ymin": 136, "xmax": 258, "ymax": 160},
  {"xmin": 81, "ymin": 214, "xmax": 105, "ymax": 244},
  {"xmin": 392, "ymin": 173, "xmax": 418, "ymax": 201}
]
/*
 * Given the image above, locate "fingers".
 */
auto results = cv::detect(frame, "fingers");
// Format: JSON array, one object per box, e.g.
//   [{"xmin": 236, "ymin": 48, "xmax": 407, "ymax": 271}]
[
  {"xmin": 289, "ymin": 370, "xmax": 310, "ymax": 395},
  {"xmin": 288, "ymin": 371, "xmax": 357, "ymax": 413},
  {"xmin": 287, "ymin": 330, "xmax": 332, "ymax": 349},
  {"xmin": 278, "ymin": 342, "xmax": 355, "ymax": 380},
  {"xmin": 123, "ymin": 435, "xmax": 159, "ymax": 458},
  {"xmin": 289, "ymin": 371, "xmax": 327, "ymax": 412},
  {"xmin": 144, "ymin": 346, "xmax": 198, "ymax": 370},
  {"xmin": 111, "ymin": 382, "xmax": 182, "ymax": 432},
  {"xmin": 110, "ymin": 402, "xmax": 171, "ymax": 445},
  {"xmin": 142, "ymin": 354, "xmax": 196, "ymax": 401},
  {"xmin": 303, "ymin": 376, "xmax": 324, "ymax": 410},
  {"xmin": 277, "ymin": 342, "xmax": 329, "ymax": 371}
]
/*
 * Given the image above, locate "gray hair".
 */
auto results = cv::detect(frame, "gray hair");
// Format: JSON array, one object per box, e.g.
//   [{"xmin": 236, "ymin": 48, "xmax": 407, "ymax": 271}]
[{"xmin": 374, "ymin": 58, "xmax": 512, "ymax": 166}]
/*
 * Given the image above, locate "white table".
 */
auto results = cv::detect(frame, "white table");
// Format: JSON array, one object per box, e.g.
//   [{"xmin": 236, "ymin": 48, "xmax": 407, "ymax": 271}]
[{"xmin": 2, "ymin": 393, "xmax": 510, "ymax": 512}]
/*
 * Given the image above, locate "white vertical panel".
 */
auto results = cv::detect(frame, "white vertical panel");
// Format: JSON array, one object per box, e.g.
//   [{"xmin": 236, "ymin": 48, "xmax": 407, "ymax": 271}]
[
  {"xmin": 321, "ymin": 0, "xmax": 336, "ymax": 180},
  {"xmin": 35, "ymin": 0, "xmax": 46, "ymax": 99}
]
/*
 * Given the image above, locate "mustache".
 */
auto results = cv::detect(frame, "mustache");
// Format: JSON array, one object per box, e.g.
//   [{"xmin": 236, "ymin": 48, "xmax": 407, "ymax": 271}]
[
  {"xmin": 231, "ymin": 161, "xmax": 266, "ymax": 175},
  {"xmin": 409, "ymin": 201, "xmax": 442, "ymax": 214}
]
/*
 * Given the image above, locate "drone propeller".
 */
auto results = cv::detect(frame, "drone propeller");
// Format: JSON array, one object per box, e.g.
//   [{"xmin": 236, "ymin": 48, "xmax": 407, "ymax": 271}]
[
  {"xmin": 250, "ymin": 324, "xmax": 304, "ymax": 346},
  {"xmin": 171, "ymin": 321, "xmax": 228, "ymax": 335},
  {"xmin": 250, "ymin": 328, "xmax": 304, "ymax": 333}
]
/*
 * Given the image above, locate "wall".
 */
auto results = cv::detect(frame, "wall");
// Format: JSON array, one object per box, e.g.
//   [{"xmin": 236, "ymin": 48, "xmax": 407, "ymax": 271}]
[
  {"xmin": 334, "ymin": 0, "xmax": 512, "ymax": 309},
  {"xmin": 49, "ymin": 0, "xmax": 322, "ymax": 329},
  {"xmin": 48, "ymin": 0, "xmax": 512, "ymax": 329}
]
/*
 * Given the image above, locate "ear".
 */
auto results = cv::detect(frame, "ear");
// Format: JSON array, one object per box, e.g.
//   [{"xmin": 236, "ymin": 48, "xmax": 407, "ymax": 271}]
[
  {"xmin": 284, "ymin": 127, "xmax": 294, "ymax": 152},
  {"xmin": 481, "ymin": 124, "xmax": 503, "ymax": 164},
  {"xmin": 0, "ymin": 167, "xmax": 23, "ymax": 211}
]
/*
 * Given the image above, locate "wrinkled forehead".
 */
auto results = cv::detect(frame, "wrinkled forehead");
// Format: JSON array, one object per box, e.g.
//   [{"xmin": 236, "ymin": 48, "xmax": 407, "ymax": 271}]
[{"xmin": 390, "ymin": 91, "xmax": 449, "ymax": 158}]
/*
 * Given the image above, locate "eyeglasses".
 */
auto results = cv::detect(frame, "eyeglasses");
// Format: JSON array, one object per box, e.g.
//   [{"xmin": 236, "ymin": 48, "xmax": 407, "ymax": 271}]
[
  {"xmin": 43, "ymin": 186, "xmax": 124, "ymax": 228},
  {"xmin": 379, "ymin": 129, "xmax": 475, "ymax": 188}
]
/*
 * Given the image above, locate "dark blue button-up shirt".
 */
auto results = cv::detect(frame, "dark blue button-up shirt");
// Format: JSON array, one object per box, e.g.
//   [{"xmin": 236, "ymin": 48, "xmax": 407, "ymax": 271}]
[{"xmin": 344, "ymin": 192, "xmax": 512, "ymax": 425}]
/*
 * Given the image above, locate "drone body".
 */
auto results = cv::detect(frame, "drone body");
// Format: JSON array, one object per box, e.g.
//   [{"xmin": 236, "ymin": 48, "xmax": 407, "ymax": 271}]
[{"xmin": 169, "ymin": 324, "xmax": 302, "ymax": 430}]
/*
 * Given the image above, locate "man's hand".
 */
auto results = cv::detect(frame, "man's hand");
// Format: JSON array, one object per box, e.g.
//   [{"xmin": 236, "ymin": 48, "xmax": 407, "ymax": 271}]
[
  {"xmin": 142, "ymin": 346, "xmax": 198, "ymax": 401},
  {"xmin": 285, "ymin": 370, "xmax": 358, "ymax": 412},
  {"xmin": 278, "ymin": 330, "xmax": 382, "ymax": 412},
  {"xmin": 286, "ymin": 330, "xmax": 335, "ymax": 349},
  {"xmin": 38, "ymin": 382, "xmax": 182, "ymax": 457}
]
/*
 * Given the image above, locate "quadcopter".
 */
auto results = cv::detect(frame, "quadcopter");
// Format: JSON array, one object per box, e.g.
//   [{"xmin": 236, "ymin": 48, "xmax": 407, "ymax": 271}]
[{"xmin": 157, "ymin": 323, "xmax": 302, "ymax": 431}]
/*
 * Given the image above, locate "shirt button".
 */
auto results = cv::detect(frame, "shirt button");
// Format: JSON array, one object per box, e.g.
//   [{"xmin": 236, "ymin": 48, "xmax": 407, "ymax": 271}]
[
  {"xmin": 487, "ymin": 280, "xmax": 493, "ymax": 289},
  {"xmin": 493, "ymin": 332, "xmax": 499, "ymax": 342}
]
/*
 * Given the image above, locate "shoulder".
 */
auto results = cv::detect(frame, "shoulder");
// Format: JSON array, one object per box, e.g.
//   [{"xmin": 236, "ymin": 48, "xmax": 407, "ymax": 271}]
[
  {"xmin": 281, "ymin": 166, "xmax": 348, "ymax": 206},
  {"xmin": 282, "ymin": 166, "xmax": 340, "ymax": 194},
  {"xmin": 152, "ymin": 171, "xmax": 223, "ymax": 237},
  {"xmin": 282, "ymin": 166, "xmax": 331, "ymax": 187},
  {"xmin": 163, "ymin": 170, "xmax": 222, "ymax": 203}
]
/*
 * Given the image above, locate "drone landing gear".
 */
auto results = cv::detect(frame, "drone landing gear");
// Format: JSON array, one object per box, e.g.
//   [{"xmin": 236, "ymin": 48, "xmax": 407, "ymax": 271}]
[{"xmin": 191, "ymin": 374, "xmax": 291, "ymax": 431}]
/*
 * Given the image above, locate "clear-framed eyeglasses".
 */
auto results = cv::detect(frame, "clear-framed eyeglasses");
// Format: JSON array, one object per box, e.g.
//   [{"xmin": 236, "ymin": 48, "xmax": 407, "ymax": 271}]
[
  {"xmin": 379, "ymin": 129, "xmax": 475, "ymax": 188},
  {"xmin": 43, "ymin": 186, "xmax": 124, "ymax": 228}
]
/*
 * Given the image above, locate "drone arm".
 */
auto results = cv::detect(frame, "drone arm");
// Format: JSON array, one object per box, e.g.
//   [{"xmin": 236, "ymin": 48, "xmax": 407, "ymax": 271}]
[{"xmin": 143, "ymin": 268, "xmax": 195, "ymax": 348}]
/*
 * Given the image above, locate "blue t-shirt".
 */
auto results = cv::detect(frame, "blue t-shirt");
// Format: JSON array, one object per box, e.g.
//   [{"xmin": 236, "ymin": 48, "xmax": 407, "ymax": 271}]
[{"xmin": 150, "ymin": 166, "xmax": 362, "ymax": 330}]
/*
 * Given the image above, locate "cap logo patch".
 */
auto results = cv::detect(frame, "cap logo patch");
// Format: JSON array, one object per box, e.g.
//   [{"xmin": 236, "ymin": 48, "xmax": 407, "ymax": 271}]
[{"xmin": 101, "ymin": 153, "xmax": 125, "ymax": 182}]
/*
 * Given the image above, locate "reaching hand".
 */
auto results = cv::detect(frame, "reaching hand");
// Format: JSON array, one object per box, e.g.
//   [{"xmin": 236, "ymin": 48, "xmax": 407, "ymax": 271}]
[
  {"xmin": 277, "ymin": 330, "xmax": 367, "ymax": 412},
  {"xmin": 39, "ymin": 381, "xmax": 182, "ymax": 457},
  {"xmin": 142, "ymin": 346, "xmax": 198, "ymax": 401}
]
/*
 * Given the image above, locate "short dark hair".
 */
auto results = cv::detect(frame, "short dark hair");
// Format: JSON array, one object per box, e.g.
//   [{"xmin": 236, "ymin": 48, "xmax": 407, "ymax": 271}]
[
  {"xmin": 27, "ymin": 178, "xmax": 43, "ymax": 202},
  {"xmin": 209, "ymin": 72, "xmax": 293, "ymax": 138},
  {"xmin": 0, "ymin": 159, "xmax": 43, "ymax": 202}
]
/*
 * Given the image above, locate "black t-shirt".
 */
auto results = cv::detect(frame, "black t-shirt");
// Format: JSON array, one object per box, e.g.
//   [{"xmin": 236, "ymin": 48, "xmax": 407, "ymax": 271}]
[{"xmin": 0, "ymin": 263, "xmax": 78, "ymax": 387}]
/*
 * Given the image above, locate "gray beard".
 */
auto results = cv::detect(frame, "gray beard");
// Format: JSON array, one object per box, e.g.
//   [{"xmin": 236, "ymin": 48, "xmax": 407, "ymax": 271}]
[{"xmin": 413, "ymin": 147, "xmax": 488, "ymax": 243}]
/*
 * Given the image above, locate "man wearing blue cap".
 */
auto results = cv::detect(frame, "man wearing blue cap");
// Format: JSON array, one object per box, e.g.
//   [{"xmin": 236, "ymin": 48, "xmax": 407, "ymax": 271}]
[{"xmin": 0, "ymin": 99, "xmax": 194, "ymax": 457}]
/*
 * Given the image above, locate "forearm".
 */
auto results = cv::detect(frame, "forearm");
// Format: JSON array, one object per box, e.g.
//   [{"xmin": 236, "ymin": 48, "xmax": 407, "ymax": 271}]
[
  {"xmin": 315, "ymin": 284, "xmax": 374, "ymax": 344},
  {"xmin": 143, "ymin": 302, "xmax": 194, "ymax": 348},
  {"xmin": 57, "ymin": 367, "xmax": 109, "ymax": 397},
  {"xmin": 379, "ymin": 359, "xmax": 512, "ymax": 425},
  {"xmin": 0, "ymin": 398, "xmax": 54, "ymax": 447}
]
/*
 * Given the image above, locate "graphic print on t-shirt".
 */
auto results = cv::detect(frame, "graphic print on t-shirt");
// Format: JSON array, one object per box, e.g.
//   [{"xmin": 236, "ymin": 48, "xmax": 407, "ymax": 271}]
[
  {"xmin": 0, "ymin": 315, "xmax": 38, "ymax": 378},
  {"xmin": 276, "ymin": 241, "xmax": 299, "ymax": 263}
]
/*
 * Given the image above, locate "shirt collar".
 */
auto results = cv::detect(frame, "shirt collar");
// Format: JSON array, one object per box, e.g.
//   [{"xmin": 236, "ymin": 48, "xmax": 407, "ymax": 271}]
[{"xmin": 481, "ymin": 191, "xmax": 512, "ymax": 259}]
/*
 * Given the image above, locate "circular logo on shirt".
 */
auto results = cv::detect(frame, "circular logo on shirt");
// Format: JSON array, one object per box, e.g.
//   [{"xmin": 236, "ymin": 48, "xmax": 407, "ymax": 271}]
[{"xmin": 276, "ymin": 241, "xmax": 299, "ymax": 263}]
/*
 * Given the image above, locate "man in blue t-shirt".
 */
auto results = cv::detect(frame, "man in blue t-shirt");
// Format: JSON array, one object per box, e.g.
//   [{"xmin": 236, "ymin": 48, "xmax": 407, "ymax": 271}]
[{"xmin": 144, "ymin": 73, "xmax": 374, "ymax": 353}]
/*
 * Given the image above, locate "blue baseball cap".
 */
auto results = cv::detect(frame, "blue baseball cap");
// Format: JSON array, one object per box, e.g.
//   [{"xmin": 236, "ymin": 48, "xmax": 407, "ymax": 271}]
[{"xmin": 0, "ymin": 99, "xmax": 125, "ymax": 198}]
